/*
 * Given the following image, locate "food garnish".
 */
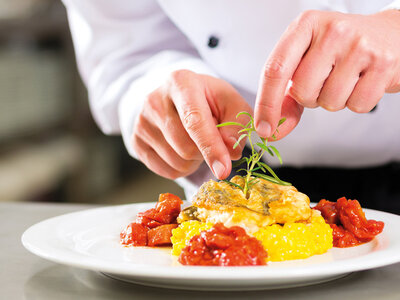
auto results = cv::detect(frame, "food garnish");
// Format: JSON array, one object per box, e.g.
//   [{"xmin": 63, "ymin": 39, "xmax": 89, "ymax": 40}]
[{"xmin": 217, "ymin": 112, "xmax": 290, "ymax": 197}]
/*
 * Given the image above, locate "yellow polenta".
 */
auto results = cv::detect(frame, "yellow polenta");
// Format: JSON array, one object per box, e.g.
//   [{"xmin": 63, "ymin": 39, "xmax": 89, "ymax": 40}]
[
  {"xmin": 171, "ymin": 220, "xmax": 213, "ymax": 256},
  {"xmin": 254, "ymin": 211, "xmax": 333, "ymax": 261},
  {"xmin": 171, "ymin": 211, "xmax": 332, "ymax": 261}
]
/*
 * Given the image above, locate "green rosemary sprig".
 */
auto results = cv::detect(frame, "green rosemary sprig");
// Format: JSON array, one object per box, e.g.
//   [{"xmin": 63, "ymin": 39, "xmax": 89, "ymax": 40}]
[{"xmin": 217, "ymin": 112, "xmax": 291, "ymax": 197}]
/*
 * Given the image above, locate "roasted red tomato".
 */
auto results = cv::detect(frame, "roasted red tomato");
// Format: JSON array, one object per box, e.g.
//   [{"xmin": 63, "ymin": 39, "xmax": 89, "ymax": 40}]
[
  {"xmin": 120, "ymin": 193, "xmax": 183, "ymax": 247},
  {"xmin": 136, "ymin": 209, "xmax": 163, "ymax": 229},
  {"xmin": 153, "ymin": 193, "xmax": 183, "ymax": 223},
  {"xmin": 136, "ymin": 193, "xmax": 183, "ymax": 227},
  {"xmin": 179, "ymin": 223, "xmax": 268, "ymax": 266},
  {"xmin": 147, "ymin": 224, "xmax": 178, "ymax": 247},
  {"xmin": 314, "ymin": 197, "xmax": 384, "ymax": 247},
  {"xmin": 120, "ymin": 222, "xmax": 148, "ymax": 246},
  {"xmin": 330, "ymin": 224, "xmax": 360, "ymax": 248},
  {"xmin": 313, "ymin": 199, "xmax": 339, "ymax": 224}
]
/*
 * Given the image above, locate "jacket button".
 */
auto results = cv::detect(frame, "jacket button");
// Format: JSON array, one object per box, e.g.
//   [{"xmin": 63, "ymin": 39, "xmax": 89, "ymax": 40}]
[{"xmin": 208, "ymin": 36, "xmax": 219, "ymax": 48}]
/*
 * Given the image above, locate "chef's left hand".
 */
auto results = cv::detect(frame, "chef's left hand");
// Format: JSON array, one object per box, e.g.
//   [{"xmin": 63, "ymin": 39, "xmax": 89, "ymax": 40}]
[{"xmin": 254, "ymin": 9, "xmax": 400, "ymax": 139}]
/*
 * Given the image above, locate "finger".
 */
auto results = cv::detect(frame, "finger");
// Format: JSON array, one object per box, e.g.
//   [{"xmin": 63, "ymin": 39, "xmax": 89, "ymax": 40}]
[
  {"xmin": 142, "ymin": 93, "xmax": 203, "ymax": 161},
  {"xmin": 132, "ymin": 134, "xmax": 182, "ymax": 180},
  {"xmin": 135, "ymin": 114, "xmax": 202, "ymax": 175},
  {"xmin": 210, "ymin": 84, "xmax": 254, "ymax": 160},
  {"xmin": 218, "ymin": 114, "xmax": 249, "ymax": 161},
  {"xmin": 255, "ymin": 11, "xmax": 315, "ymax": 138},
  {"xmin": 317, "ymin": 44, "xmax": 370, "ymax": 111},
  {"xmin": 273, "ymin": 95, "xmax": 304, "ymax": 140},
  {"xmin": 317, "ymin": 64, "xmax": 361, "ymax": 112},
  {"xmin": 169, "ymin": 71, "xmax": 232, "ymax": 179},
  {"xmin": 346, "ymin": 71, "xmax": 386, "ymax": 113},
  {"xmin": 288, "ymin": 45, "xmax": 335, "ymax": 108},
  {"xmin": 162, "ymin": 112, "xmax": 203, "ymax": 161}
]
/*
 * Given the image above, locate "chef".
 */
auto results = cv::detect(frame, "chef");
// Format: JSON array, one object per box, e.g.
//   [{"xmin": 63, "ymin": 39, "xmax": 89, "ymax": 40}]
[{"xmin": 62, "ymin": 0, "xmax": 400, "ymax": 213}]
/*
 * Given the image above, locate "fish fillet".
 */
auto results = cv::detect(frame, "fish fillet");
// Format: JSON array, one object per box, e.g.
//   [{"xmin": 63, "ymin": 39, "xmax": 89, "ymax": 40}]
[{"xmin": 178, "ymin": 175, "xmax": 312, "ymax": 233}]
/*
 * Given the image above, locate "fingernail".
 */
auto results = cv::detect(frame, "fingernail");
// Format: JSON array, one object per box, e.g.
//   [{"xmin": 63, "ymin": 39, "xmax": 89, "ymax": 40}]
[
  {"xmin": 212, "ymin": 160, "xmax": 226, "ymax": 179},
  {"xmin": 257, "ymin": 121, "xmax": 271, "ymax": 137}
]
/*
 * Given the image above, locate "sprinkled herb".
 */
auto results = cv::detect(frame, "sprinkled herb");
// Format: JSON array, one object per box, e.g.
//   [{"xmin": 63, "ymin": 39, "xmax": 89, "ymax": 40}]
[{"xmin": 217, "ymin": 112, "xmax": 291, "ymax": 197}]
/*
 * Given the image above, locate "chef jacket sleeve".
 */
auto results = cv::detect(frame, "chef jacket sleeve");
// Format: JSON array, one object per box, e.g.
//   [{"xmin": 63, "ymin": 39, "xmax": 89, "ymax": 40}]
[
  {"xmin": 61, "ymin": 0, "xmax": 217, "ymax": 159},
  {"xmin": 383, "ymin": 1, "xmax": 400, "ymax": 10}
]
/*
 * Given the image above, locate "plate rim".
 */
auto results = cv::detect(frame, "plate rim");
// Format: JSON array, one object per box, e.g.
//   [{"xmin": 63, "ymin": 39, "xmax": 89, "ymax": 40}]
[{"xmin": 21, "ymin": 202, "xmax": 400, "ymax": 281}]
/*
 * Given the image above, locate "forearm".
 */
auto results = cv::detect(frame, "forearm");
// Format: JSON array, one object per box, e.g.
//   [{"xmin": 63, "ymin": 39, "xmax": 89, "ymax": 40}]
[{"xmin": 62, "ymin": 0, "xmax": 215, "ymax": 136}]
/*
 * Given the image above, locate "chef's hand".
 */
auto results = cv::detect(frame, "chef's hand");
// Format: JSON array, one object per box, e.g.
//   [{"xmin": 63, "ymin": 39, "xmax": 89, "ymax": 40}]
[
  {"xmin": 132, "ymin": 70, "xmax": 252, "ymax": 180},
  {"xmin": 255, "ymin": 9, "xmax": 400, "ymax": 139}
]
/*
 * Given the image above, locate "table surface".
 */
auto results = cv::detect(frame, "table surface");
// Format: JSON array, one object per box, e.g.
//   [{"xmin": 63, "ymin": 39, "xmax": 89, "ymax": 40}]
[{"xmin": 1, "ymin": 202, "xmax": 400, "ymax": 300}]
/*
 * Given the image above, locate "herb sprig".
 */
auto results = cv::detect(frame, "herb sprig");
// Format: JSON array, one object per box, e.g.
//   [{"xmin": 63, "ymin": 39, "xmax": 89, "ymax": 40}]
[{"xmin": 217, "ymin": 112, "xmax": 291, "ymax": 197}]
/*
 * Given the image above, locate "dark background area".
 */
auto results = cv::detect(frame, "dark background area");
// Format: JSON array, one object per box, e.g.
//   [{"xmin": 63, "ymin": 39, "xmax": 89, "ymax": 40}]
[{"xmin": 0, "ymin": 0, "xmax": 184, "ymax": 204}]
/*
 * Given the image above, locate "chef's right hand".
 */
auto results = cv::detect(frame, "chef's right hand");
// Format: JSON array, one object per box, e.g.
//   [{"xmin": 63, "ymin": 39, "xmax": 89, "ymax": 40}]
[{"xmin": 131, "ymin": 70, "xmax": 252, "ymax": 180}]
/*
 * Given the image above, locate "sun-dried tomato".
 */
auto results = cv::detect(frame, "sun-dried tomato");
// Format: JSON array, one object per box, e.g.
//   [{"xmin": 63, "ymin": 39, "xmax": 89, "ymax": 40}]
[
  {"xmin": 314, "ymin": 199, "xmax": 339, "ymax": 224},
  {"xmin": 136, "ymin": 193, "xmax": 183, "ymax": 227},
  {"xmin": 120, "ymin": 222, "xmax": 148, "ymax": 246},
  {"xmin": 147, "ymin": 224, "xmax": 179, "ymax": 247},
  {"xmin": 179, "ymin": 223, "xmax": 268, "ymax": 266},
  {"xmin": 314, "ymin": 197, "xmax": 384, "ymax": 247},
  {"xmin": 120, "ymin": 193, "xmax": 183, "ymax": 247}
]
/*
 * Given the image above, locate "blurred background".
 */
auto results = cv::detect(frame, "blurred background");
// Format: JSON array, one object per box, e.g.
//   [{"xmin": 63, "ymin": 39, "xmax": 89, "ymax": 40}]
[{"xmin": 0, "ymin": 0, "xmax": 184, "ymax": 204}]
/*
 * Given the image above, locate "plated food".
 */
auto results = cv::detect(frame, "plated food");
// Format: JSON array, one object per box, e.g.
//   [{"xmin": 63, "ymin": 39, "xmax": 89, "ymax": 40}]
[
  {"xmin": 120, "ymin": 180, "xmax": 383, "ymax": 266},
  {"xmin": 22, "ymin": 199, "xmax": 399, "ymax": 290},
  {"xmin": 314, "ymin": 197, "xmax": 384, "ymax": 247},
  {"xmin": 120, "ymin": 113, "xmax": 384, "ymax": 266}
]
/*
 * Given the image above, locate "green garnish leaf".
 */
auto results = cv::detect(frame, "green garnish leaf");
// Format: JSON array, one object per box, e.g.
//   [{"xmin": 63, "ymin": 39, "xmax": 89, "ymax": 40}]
[
  {"xmin": 216, "ymin": 122, "xmax": 245, "ymax": 128},
  {"xmin": 266, "ymin": 147, "xmax": 274, "ymax": 157},
  {"xmin": 244, "ymin": 120, "xmax": 253, "ymax": 128},
  {"xmin": 233, "ymin": 133, "xmax": 248, "ymax": 149},
  {"xmin": 222, "ymin": 180, "xmax": 244, "ymax": 191},
  {"xmin": 255, "ymin": 162, "xmax": 267, "ymax": 172},
  {"xmin": 252, "ymin": 172, "xmax": 281, "ymax": 184},
  {"xmin": 232, "ymin": 157, "xmax": 247, "ymax": 168},
  {"xmin": 253, "ymin": 172, "xmax": 292, "ymax": 186},
  {"xmin": 254, "ymin": 162, "xmax": 280, "ymax": 182},
  {"xmin": 236, "ymin": 111, "xmax": 253, "ymax": 119},
  {"xmin": 217, "ymin": 112, "xmax": 290, "ymax": 196},
  {"xmin": 238, "ymin": 127, "xmax": 254, "ymax": 134},
  {"xmin": 247, "ymin": 178, "xmax": 260, "ymax": 190},
  {"xmin": 252, "ymin": 166, "xmax": 265, "ymax": 172},
  {"xmin": 268, "ymin": 145, "xmax": 283, "ymax": 164},
  {"xmin": 256, "ymin": 142, "xmax": 269, "ymax": 152},
  {"xmin": 278, "ymin": 117, "xmax": 286, "ymax": 127}
]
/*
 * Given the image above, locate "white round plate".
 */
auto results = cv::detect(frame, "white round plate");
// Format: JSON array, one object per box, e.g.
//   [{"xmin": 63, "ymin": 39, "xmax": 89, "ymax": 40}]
[{"xmin": 22, "ymin": 202, "xmax": 400, "ymax": 291}]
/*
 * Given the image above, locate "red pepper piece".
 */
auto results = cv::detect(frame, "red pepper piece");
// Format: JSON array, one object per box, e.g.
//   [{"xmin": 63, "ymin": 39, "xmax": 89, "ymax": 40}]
[
  {"xmin": 147, "ymin": 224, "xmax": 178, "ymax": 247},
  {"xmin": 120, "ymin": 222, "xmax": 148, "ymax": 246}
]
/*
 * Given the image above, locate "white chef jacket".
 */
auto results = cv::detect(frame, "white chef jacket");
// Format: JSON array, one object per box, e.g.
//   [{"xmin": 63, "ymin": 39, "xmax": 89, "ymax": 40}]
[{"xmin": 62, "ymin": 0, "xmax": 400, "ymax": 199}]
